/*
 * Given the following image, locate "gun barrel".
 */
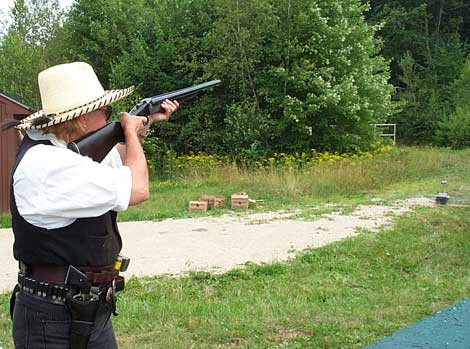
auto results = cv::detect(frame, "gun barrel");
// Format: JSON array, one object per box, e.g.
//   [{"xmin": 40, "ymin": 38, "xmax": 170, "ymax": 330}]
[
  {"xmin": 150, "ymin": 80, "xmax": 221, "ymax": 103},
  {"xmin": 129, "ymin": 80, "xmax": 221, "ymax": 116}
]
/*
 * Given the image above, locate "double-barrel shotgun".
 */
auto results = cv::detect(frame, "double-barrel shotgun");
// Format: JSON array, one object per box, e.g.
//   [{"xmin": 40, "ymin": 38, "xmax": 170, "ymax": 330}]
[{"xmin": 67, "ymin": 80, "xmax": 221, "ymax": 162}]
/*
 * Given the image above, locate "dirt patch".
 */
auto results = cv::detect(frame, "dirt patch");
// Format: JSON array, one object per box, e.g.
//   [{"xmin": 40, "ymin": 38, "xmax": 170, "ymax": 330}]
[
  {"xmin": 0, "ymin": 198, "xmax": 434, "ymax": 292},
  {"xmin": 267, "ymin": 329, "xmax": 309, "ymax": 342},
  {"xmin": 212, "ymin": 338, "xmax": 249, "ymax": 348}
]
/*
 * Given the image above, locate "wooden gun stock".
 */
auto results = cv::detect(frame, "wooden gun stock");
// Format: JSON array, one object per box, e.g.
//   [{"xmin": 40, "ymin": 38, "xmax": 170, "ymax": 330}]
[{"xmin": 67, "ymin": 121, "xmax": 124, "ymax": 162}]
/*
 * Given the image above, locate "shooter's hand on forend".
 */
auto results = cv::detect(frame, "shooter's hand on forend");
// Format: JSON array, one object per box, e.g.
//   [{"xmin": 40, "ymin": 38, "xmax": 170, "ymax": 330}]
[
  {"xmin": 133, "ymin": 99, "xmax": 179, "ymax": 141},
  {"xmin": 147, "ymin": 99, "xmax": 180, "ymax": 125}
]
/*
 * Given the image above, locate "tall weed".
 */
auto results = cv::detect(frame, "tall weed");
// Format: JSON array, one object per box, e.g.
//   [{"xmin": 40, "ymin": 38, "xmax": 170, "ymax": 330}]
[{"xmin": 167, "ymin": 146, "xmax": 465, "ymax": 202}]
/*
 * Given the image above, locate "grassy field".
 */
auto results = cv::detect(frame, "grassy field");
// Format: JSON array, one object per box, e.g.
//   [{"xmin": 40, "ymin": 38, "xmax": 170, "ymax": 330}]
[
  {"xmin": 119, "ymin": 146, "xmax": 470, "ymax": 222},
  {"xmin": 0, "ymin": 147, "xmax": 469, "ymax": 348},
  {"xmin": 1, "ymin": 206, "xmax": 468, "ymax": 348},
  {"xmin": 117, "ymin": 206, "xmax": 470, "ymax": 348}
]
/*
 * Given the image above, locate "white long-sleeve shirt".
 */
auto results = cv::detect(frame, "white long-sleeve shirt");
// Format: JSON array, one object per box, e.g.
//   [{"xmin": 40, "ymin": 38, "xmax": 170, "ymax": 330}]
[{"xmin": 13, "ymin": 130, "xmax": 132, "ymax": 230}]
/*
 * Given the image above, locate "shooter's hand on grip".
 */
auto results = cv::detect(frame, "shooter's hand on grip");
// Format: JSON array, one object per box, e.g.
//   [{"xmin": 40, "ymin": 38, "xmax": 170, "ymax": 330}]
[{"xmin": 119, "ymin": 113, "xmax": 148, "ymax": 139}]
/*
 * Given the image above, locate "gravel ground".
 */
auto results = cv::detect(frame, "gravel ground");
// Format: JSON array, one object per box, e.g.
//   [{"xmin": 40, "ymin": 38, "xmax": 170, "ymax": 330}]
[{"xmin": 0, "ymin": 198, "xmax": 434, "ymax": 292}]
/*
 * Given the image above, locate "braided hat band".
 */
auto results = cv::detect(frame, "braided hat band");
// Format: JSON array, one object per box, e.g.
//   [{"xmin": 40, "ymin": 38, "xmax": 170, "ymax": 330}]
[{"xmin": 16, "ymin": 86, "xmax": 135, "ymax": 130}]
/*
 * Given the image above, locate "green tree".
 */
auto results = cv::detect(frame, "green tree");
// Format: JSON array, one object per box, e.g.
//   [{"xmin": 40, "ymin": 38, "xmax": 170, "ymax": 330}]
[
  {"xmin": 366, "ymin": 0, "xmax": 470, "ymax": 145},
  {"xmin": 437, "ymin": 59, "xmax": 470, "ymax": 148},
  {"xmin": 108, "ymin": 0, "xmax": 223, "ymax": 154},
  {"xmin": 204, "ymin": 0, "xmax": 394, "ymax": 156},
  {"xmin": 438, "ymin": 105, "xmax": 470, "ymax": 149},
  {"xmin": 62, "ymin": 0, "xmax": 149, "ymax": 86},
  {"xmin": 45, "ymin": 0, "xmax": 396, "ymax": 161},
  {"xmin": 0, "ymin": 0, "xmax": 64, "ymax": 108}
]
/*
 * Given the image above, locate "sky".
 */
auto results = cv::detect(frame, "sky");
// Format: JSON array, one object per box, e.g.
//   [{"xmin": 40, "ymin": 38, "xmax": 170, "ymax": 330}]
[
  {"xmin": 0, "ymin": 0, "xmax": 74, "ymax": 34},
  {"xmin": 0, "ymin": 0, "xmax": 75, "ymax": 18}
]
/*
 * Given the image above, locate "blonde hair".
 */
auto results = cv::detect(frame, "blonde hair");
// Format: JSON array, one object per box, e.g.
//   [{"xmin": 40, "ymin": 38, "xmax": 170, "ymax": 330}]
[{"xmin": 42, "ymin": 117, "xmax": 86, "ymax": 143}]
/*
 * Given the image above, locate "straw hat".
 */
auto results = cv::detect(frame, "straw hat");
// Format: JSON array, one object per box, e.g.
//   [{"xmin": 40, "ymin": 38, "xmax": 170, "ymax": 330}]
[{"xmin": 12, "ymin": 62, "xmax": 134, "ymax": 130}]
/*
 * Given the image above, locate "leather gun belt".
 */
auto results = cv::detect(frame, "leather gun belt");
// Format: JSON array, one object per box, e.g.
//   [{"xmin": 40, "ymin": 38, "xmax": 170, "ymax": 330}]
[{"xmin": 28, "ymin": 264, "xmax": 118, "ymax": 285}]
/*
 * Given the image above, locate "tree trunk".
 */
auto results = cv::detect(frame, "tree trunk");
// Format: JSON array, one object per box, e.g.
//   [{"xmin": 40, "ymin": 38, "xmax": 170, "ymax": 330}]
[{"xmin": 436, "ymin": 0, "xmax": 445, "ymax": 36}]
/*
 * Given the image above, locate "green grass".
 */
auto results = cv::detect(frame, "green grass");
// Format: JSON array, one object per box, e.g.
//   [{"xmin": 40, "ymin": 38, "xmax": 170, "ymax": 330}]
[
  {"xmin": 0, "ymin": 214, "xmax": 11, "ymax": 229},
  {"xmin": 100, "ymin": 206, "xmax": 470, "ymax": 348},
  {"xmin": 2, "ymin": 206, "xmax": 467, "ymax": 348}
]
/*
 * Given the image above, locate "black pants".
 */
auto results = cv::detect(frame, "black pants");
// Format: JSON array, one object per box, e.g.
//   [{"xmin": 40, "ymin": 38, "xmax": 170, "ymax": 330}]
[{"xmin": 12, "ymin": 290, "xmax": 118, "ymax": 349}]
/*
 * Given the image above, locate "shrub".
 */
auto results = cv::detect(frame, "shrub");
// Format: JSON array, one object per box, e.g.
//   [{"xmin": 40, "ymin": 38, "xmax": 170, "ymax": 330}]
[{"xmin": 438, "ymin": 105, "xmax": 470, "ymax": 149}]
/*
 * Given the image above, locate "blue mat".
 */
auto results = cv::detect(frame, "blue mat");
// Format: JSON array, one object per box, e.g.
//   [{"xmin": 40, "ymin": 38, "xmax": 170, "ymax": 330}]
[{"xmin": 365, "ymin": 299, "xmax": 470, "ymax": 349}]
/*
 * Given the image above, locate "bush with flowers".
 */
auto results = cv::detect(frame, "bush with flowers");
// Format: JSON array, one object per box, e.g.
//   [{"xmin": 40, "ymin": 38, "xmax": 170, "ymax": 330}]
[
  {"xmin": 254, "ymin": 143, "xmax": 395, "ymax": 171},
  {"xmin": 150, "ymin": 142, "xmax": 396, "ymax": 179},
  {"xmin": 152, "ymin": 150, "xmax": 231, "ymax": 179}
]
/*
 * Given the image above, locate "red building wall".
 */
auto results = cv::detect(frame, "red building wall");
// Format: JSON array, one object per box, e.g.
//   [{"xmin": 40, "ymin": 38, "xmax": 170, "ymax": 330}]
[{"xmin": 0, "ymin": 94, "xmax": 32, "ymax": 212}]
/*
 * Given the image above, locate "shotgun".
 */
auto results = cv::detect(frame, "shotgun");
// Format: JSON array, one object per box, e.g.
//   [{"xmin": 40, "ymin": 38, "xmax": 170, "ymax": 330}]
[{"xmin": 67, "ymin": 80, "xmax": 221, "ymax": 162}]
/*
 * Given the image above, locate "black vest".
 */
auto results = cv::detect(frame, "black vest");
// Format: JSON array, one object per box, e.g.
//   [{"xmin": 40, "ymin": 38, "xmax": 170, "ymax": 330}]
[{"xmin": 10, "ymin": 135, "xmax": 122, "ymax": 267}]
